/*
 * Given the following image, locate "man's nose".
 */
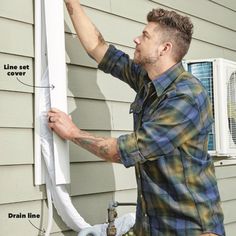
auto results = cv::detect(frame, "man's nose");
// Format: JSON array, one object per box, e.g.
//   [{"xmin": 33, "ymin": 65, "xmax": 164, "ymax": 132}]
[{"xmin": 133, "ymin": 37, "xmax": 141, "ymax": 45}]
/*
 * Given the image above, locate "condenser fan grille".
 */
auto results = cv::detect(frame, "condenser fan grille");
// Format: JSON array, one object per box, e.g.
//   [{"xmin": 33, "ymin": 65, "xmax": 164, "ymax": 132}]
[
  {"xmin": 187, "ymin": 62, "xmax": 215, "ymax": 151},
  {"xmin": 227, "ymin": 71, "xmax": 236, "ymax": 148}
]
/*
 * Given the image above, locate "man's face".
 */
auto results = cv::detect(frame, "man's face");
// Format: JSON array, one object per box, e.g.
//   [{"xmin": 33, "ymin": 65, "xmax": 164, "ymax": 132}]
[{"xmin": 133, "ymin": 22, "xmax": 164, "ymax": 67}]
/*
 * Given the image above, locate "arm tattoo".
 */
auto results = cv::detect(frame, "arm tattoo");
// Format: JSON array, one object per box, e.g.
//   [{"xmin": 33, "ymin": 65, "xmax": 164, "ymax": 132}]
[
  {"xmin": 96, "ymin": 28, "xmax": 106, "ymax": 45},
  {"xmin": 72, "ymin": 131, "xmax": 121, "ymax": 163},
  {"xmin": 87, "ymin": 28, "xmax": 106, "ymax": 60},
  {"xmin": 66, "ymin": 2, "xmax": 74, "ymax": 16}
]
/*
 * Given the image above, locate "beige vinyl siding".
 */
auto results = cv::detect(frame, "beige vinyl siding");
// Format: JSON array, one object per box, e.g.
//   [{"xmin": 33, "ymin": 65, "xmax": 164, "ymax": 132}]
[
  {"xmin": 0, "ymin": 128, "xmax": 33, "ymax": 165},
  {"xmin": 0, "ymin": 0, "xmax": 33, "ymax": 23},
  {"xmin": 0, "ymin": 192, "xmax": 114, "ymax": 236},
  {"xmin": 0, "ymin": 163, "xmax": 135, "ymax": 206},
  {"xmin": 0, "ymin": 0, "xmax": 236, "ymax": 235},
  {"xmin": 0, "ymin": 90, "xmax": 33, "ymax": 128},
  {"xmin": 209, "ymin": 0, "xmax": 236, "ymax": 11},
  {"xmin": 0, "ymin": 53, "xmax": 33, "ymax": 93},
  {"xmin": 67, "ymin": 66, "xmax": 135, "ymax": 102},
  {"xmin": 68, "ymin": 98, "xmax": 133, "ymax": 131},
  {"xmin": 216, "ymin": 165, "xmax": 236, "ymax": 234},
  {"xmin": 149, "ymin": 0, "xmax": 236, "ymax": 30},
  {"xmin": 0, "ymin": 18, "xmax": 33, "ymax": 57}
]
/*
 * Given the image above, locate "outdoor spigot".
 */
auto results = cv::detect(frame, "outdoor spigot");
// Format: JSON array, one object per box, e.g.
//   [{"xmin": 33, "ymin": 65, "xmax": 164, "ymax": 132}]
[
  {"xmin": 106, "ymin": 201, "xmax": 117, "ymax": 236},
  {"xmin": 106, "ymin": 201, "xmax": 137, "ymax": 236}
]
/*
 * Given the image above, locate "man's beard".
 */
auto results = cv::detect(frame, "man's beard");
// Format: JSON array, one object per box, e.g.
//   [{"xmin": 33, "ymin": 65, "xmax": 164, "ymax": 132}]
[
  {"xmin": 134, "ymin": 51, "xmax": 159, "ymax": 67},
  {"xmin": 134, "ymin": 56, "xmax": 159, "ymax": 67}
]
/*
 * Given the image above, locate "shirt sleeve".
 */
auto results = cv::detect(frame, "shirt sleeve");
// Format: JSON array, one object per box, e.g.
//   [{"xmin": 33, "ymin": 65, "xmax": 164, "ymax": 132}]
[
  {"xmin": 118, "ymin": 93, "xmax": 203, "ymax": 167},
  {"xmin": 98, "ymin": 44, "xmax": 148, "ymax": 92}
]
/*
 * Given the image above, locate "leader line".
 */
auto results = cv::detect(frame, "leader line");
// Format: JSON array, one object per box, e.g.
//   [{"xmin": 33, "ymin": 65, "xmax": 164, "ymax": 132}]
[{"xmin": 16, "ymin": 77, "xmax": 55, "ymax": 89}]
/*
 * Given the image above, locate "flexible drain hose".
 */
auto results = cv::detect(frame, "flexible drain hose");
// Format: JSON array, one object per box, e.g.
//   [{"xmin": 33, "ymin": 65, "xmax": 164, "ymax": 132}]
[
  {"xmin": 39, "ymin": 69, "xmax": 135, "ymax": 235},
  {"xmin": 44, "ymin": 175, "xmax": 53, "ymax": 236},
  {"xmin": 40, "ymin": 69, "xmax": 91, "ymax": 232}
]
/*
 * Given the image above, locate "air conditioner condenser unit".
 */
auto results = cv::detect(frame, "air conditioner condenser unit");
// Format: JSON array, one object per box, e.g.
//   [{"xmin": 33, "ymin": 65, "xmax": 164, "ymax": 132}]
[{"xmin": 184, "ymin": 58, "xmax": 236, "ymax": 162}]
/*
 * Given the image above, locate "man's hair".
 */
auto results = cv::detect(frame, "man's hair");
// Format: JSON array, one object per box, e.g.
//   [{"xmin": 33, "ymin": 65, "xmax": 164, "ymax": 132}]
[{"xmin": 147, "ymin": 8, "xmax": 193, "ymax": 62}]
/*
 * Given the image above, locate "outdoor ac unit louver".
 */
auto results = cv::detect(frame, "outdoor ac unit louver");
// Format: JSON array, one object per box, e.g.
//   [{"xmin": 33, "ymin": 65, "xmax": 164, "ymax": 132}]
[{"xmin": 184, "ymin": 58, "xmax": 236, "ymax": 161}]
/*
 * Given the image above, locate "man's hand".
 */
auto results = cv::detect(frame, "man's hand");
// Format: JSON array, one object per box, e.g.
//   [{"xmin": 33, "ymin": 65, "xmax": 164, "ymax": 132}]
[
  {"xmin": 48, "ymin": 108, "xmax": 79, "ymax": 140},
  {"xmin": 48, "ymin": 108, "xmax": 121, "ymax": 163}
]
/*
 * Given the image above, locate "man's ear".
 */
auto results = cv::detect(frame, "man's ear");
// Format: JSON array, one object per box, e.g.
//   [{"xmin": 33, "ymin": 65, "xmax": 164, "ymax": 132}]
[{"xmin": 160, "ymin": 42, "xmax": 173, "ymax": 56}]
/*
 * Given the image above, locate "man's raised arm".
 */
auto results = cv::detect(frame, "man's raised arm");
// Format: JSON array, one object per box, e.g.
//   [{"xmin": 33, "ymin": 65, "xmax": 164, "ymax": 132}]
[{"xmin": 65, "ymin": 0, "xmax": 109, "ymax": 63}]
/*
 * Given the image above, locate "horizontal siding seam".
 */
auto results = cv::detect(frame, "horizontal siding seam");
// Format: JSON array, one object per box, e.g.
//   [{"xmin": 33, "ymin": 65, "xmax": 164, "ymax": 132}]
[
  {"xmin": 85, "ymin": 1, "xmax": 236, "ymax": 28},
  {"xmin": 0, "ymin": 15, "xmax": 33, "ymax": 26},
  {"xmin": 0, "ymin": 198, "xmax": 45, "ymax": 206},
  {"xmin": 148, "ymin": 0, "xmax": 236, "ymax": 29},
  {"xmin": 0, "ymin": 51, "xmax": 34, "ymax": 59},
  {"xmin": 217, "ymin": 176, "xmax": 236, "ymax": 180},
  {"xmin": 0, "ymin": 89, "xmax": 33, "ymax": 94},
  {"xmin": 224, "ymin": 221, "xmax": 236, "ymax": 226},
  {"xmin": 68, "ymin": 95, "xmax": 132, "ymax": 104},
  {"xmin": 192, "ymin": 38, "xmax": 236, "ymax": 52},
  {"xmin": 0, "ymin": 51, "xmax": 33, "ymax": 59},
  {"xmin": 208, "ymin": 0, "xmax": 236, "ymax": 13},
  {"xmin": 83, "ymin": 2, "xmax": 236, "ymax": 33},
  {"xmin": 65, "ymin": 30, "xmax": 236, "ymax": 53}
]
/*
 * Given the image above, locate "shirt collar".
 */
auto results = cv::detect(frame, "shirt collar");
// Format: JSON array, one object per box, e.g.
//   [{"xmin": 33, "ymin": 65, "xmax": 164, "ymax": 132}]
[{"xmin": 151, "ymin": 62, "xmax": 185, "ymax": 97}]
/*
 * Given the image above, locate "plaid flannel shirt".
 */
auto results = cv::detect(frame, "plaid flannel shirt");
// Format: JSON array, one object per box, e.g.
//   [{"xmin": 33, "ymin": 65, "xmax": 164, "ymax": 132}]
[{"xmin": 98, "ymin": 45, "xmax": 225, "ymax": 236}]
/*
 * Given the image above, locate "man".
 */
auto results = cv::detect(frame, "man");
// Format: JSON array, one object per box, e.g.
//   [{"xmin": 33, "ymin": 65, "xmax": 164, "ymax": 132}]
[{"xmin": 48, "ymin": 1, "xmax": 225, "ymax": 235}]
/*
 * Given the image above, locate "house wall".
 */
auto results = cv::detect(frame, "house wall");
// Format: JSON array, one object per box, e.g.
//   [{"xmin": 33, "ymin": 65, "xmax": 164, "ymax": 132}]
[{"xmin": 0, "ymin": 0, "xmax": 236, "ymax": 235}]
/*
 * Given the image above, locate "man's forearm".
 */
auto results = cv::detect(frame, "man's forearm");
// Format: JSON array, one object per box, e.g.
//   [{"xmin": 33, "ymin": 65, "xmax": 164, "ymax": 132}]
[
  {"xmin": 72, "ymin": 130, "xmax": 121, "ymax": 163},
  {"xmin": 65, "ymin": 0, "xmax": 108, "ymax": 63},
  {"xmin": 48, "ymin": 108, "xmax": 121, "ymax": 163}
]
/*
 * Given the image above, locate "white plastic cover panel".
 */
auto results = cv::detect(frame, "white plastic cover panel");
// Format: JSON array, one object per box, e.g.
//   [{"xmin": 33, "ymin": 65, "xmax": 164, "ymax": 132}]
[{"xmin": 34, "ymin": 0, "xmax": 70, "ymax": 185}]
